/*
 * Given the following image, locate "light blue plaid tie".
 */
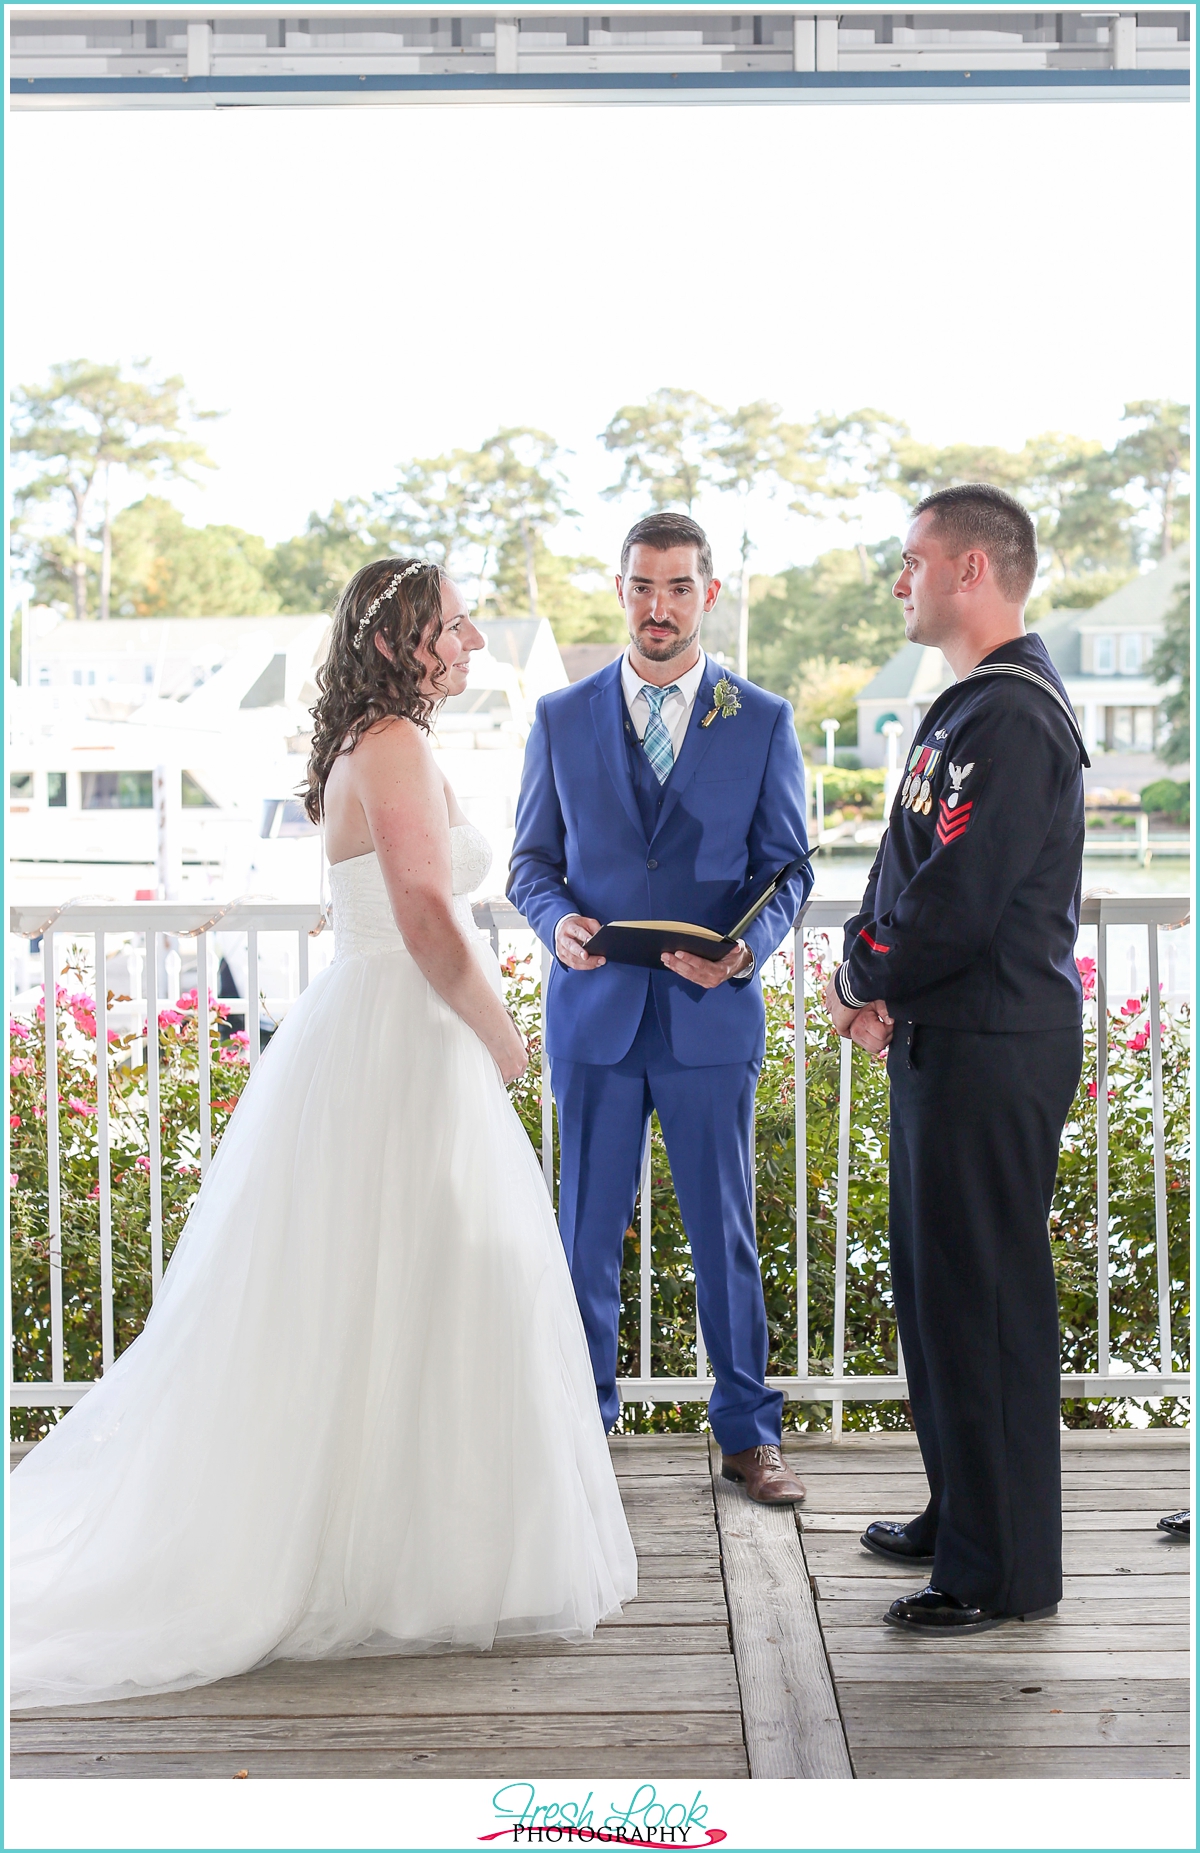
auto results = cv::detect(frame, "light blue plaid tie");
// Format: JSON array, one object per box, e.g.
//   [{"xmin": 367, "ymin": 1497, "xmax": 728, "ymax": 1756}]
[{"xmin": 641, "ymin": 683, "xmax": 680, "ymax": 784}]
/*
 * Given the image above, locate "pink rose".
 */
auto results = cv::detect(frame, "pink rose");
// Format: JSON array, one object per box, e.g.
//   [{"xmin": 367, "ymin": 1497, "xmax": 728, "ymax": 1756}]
[
  {"xmin": 68, "ymin": 1096, "xmax": 96, "ymax": 1117},
  {"xmin": 136, "ymin": 1156, "xmax": 152, "ymax": 1172}
]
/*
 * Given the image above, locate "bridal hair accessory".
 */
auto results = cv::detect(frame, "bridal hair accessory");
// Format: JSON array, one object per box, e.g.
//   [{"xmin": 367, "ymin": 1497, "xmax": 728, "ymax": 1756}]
[{"xmin": 353, "ymin": 560, "xmax": 431, "ymax": 649}]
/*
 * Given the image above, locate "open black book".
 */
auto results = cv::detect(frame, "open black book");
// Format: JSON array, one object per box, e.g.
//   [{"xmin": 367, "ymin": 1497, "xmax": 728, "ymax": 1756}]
[{"xmin": 583, "ymin": 854, "xmax": 812, "ymax": 969}]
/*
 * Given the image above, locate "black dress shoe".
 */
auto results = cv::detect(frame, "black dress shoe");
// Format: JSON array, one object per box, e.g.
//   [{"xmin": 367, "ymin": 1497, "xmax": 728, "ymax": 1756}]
[
  {"xmin": 860, "ymin": 1520, "xmax": 935, "ymax": 1563},
  {"xmin": 884, "ymin": 1584, "xmax": 1059, "ymax": 1636},
  {"xmin": 1157, "ymin": 1509, "xmax": 1190, "ymax": 1538}
]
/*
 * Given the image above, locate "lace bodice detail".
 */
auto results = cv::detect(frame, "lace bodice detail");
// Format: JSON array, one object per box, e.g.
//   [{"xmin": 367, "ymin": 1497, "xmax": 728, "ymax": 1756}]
[{"xmin": 329, "ymin": 822, "xmax": 493, "ymax": 960}]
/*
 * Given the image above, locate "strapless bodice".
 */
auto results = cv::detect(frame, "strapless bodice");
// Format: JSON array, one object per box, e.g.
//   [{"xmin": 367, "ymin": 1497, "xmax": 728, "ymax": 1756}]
[{"xmin": 329, "ymin": 822, "xmax": 493, "ymax": 960}]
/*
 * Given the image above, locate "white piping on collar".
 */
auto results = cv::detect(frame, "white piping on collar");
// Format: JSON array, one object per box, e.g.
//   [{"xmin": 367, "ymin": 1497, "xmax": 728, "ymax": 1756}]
[{"xmin": 962, "ymin": 660, "xmax": 1086, "ymax": 749}]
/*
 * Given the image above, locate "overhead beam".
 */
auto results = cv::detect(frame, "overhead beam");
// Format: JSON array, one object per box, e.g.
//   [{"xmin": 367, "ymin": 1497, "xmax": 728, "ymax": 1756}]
[{"xmin": 11, "ymin": 70, "xmax": 1189, "ymax": 110}]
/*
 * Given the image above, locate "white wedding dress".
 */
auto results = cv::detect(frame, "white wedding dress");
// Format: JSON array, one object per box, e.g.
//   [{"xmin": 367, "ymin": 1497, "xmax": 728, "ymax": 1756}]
[{"xmin": 11, "ymin": 823, "xmax": 636, "ymax": 1710}]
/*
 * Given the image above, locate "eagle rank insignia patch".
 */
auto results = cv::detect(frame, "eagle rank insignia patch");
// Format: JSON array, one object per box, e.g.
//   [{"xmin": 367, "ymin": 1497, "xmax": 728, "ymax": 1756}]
[{"xmin": 936, "ymin": 760, "xmax": 978, "ymax": 846}]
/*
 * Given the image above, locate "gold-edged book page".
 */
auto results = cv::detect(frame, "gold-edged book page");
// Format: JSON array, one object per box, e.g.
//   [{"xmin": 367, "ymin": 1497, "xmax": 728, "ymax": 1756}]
[{"xmin": 606, "ymin": 920, "xmax": 724, "ymax": 940}]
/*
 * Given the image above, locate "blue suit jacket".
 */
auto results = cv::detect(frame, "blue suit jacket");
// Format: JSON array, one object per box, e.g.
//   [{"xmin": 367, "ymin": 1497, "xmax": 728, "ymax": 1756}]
[{"xmin": 507, "ymin": 655, "xmax": 813, "ymax": 1068}]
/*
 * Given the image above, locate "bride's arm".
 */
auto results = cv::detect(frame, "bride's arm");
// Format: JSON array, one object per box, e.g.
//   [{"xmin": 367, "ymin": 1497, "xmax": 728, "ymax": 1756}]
[{"xmin": 351, "ymin": 719, "xmax": 528, "ymax": 1083}]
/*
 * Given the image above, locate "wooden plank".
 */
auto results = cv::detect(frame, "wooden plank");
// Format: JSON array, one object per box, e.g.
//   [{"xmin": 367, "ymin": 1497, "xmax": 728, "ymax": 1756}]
[
  {"xmin": 11, "ymin": 1745, "xmax": 753, "ymax": 1781},
  {"xmin": 821, "ymin": 1596, "xmax": 1187, "ymax": 1627},
  {"xmin": 500, "ymin": 1624, "xmax": 730, "ymax": 1658},
  {"xmin": 797, "ymin": 1484, "xmax": 1189, "ymax": 1512},
  {"xmin": 10, "ymin": 1710, "xmax": 749, "ymax": 1755},
  {"xmin": 606, "ymin": 1598, "xmax": 730, "ymax": 1625},
  {"xmin": 850, "ymin": 1744, "xmax": 1188, "ymax": 1779},
  {"xmin": 816, "ymin": 1573, "xmax": 1189, "ymax": 1603},
  {"xmin": 800, "ymin": 1510, "xmax": 1191, "ymax": 1532},
  {"xmin": 708, "ymin": 1440, "xmax": 852, "ymax": 1779},
  {"xmin": 625, "ymin": 1557, "xmax": 725, "ymax": 1583},
  {"xmin": 822, "ymin": 1623, "xmax": 1191, "ymax": 1654},
  {"xmin": 825, "ymin": 1651, "xmax": 1190, "ymax": 1683},
  {"xmin": 833, "ymin": 1677, "xmax": 1191, "ymax": 1712},
  {"xmin": 836, "ymin": 1704, "xmax": 1189, "ymax": 1748},
  {"xmin": 800, "ymin": 1533, "xmax": 1193, "ymax": 1573},
  {"xmin": 12, "ymin": 1652, "xmax": 745, "ymax": 1721}
]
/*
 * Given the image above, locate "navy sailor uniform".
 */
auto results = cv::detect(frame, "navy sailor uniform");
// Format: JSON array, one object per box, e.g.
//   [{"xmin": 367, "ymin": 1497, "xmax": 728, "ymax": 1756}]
[{"xmin": 836, "ymin": 634, "xmax": 1087, "ymax": 1617}]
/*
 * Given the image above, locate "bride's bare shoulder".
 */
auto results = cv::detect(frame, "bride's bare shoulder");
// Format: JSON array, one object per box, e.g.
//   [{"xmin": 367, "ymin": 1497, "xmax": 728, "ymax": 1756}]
[{"xmin": 346, "ymin": 715, "xmax": 439, "ymax": 797}]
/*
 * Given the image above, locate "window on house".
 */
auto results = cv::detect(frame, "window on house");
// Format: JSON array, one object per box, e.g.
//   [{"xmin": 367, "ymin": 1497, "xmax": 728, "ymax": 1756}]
[
  {"xmin": 72, "ymin": 668, "xmax": 84, "ymax": 686},
  {"xmin": 144, "ymin": 663, "xmax": 154, "ymax": 683},
  {"xmin": 1092, "ymin": 635, "xmax": 1115, "ymax": 674},
  {"xmin": 47, "ymin": 772, "xmax": 67, "ymax": 807},
  {"xmin": 37, "ymin": 666, "xmax": 51, "ymax": 686},
  {"xmin": 1120, "ymin": 634, "xmax": 1142, "ymax": 675},
  {"xmin": 10, "ymin": 771, "xmax": 33, "ymax": 799},
  {"xmin": 80, "ymin": 771, "xmax": 154, "ymax": 809}
]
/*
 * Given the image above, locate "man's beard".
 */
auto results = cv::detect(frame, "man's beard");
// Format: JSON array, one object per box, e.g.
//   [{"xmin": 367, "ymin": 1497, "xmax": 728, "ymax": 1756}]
[{"xmin": 632, "ymin": 620, "xmax": 701, "ymax": 663}]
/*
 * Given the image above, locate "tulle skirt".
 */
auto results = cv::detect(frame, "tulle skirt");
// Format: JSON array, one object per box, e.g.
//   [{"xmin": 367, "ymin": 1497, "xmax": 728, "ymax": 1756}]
[{"xmin": 10, "ymin": 942, "xmax": 636, "ymax": 1709}]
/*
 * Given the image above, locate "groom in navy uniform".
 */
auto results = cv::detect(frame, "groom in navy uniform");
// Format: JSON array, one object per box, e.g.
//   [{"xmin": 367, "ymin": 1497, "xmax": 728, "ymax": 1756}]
[{"xmin": 509, "ymin": 513, "xmax": 812, "ymax": 1504}]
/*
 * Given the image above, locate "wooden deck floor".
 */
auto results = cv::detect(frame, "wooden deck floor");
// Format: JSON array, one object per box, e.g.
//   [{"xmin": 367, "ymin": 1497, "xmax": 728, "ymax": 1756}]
[
  {"xmin": 10, "ymin": 1434, "xmax": 748, "ymax": 1781},
  {"xmin": 792, "ymin": 1427, "xmax": 1192, "ymax": 1780},
  {"xmin": 10, "ymin": 1427, "xmax": 1191, "ymax": 1780}
]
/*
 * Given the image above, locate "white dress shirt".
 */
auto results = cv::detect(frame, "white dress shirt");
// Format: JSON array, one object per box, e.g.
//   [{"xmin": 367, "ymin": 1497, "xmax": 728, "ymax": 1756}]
[
  {"xmin": 620, "ymin": 650, "xmax": 708, "ymax": 760},
  {"xmin": 616, "ymin": 649, "xmax": 753, "ymax": 974}
]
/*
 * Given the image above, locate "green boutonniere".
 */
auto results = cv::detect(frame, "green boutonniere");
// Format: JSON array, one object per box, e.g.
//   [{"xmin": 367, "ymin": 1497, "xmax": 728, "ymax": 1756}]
[{"xmin": 701, "ymin": 675, "xmax": 742, "ymax": 727}]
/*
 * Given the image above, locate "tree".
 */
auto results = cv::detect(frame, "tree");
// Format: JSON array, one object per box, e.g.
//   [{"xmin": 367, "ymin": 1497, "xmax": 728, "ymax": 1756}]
[
  {"xmin": 474, "ymin": 429, "xmax": 576, "ymax": 620},
  {"xmin": 1111, "ymin": 400, "xmax": 1191, "ymax": 559},
  {"xmin": 711, "ymin": 400, "xmax": 829, "ymax": 674},
  {"xmin": 10, "ymin": 360, "xmax": 218, "ymax": 620},
  {"xmin": 788, "ymin": 657, "xmax": 877, "ymax": 755},
  {"xmin": 106, "ymin": 497, "xmax": 280, "ymax": 617},
  {"xmin": 600, "ymin": 388, "xmax": 722, "ymax": 514},
  {"xmin": 602, "ymin": 389, "xmax": 841, "ymax": 672},
  {"xmin": 386, "ymin": 451, "xmax": 491, "ymax": 575},
  {"xmin": 381, "ymin": 427, "xmax": 574, "ymax": 615},
  {"xmin": 267, "ymin": 499, "xmax": 400, "ymax": 614},
  {"xmin": 1149, "ymin": 574, "xmax": 1191, "ymax": 766},
  {"xmin": 487, "ymin": 538, "xmax": 624, "ymax": 644},
  {"xmin": 748, "ymin": 539, "xmax": 906, "ymax": 699}
]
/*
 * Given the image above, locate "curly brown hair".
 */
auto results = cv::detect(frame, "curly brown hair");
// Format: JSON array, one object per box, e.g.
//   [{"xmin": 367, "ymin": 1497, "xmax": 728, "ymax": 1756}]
[{"xmin": 303, "ymin": 557, "xmax": 446, "ymax": 823}]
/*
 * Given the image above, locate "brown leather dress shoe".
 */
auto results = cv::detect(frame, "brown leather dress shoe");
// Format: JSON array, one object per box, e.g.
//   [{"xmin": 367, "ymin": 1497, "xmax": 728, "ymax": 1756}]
[{"xmin": 720, "ymin": 1444, "xmax": 806, "ymax": 1505}]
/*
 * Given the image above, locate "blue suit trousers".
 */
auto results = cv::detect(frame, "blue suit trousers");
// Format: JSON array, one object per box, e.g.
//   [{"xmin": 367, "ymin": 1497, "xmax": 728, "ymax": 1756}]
[{"xmin": 552, "ymin": 992, "xmax": 783, "ymax": 1453}]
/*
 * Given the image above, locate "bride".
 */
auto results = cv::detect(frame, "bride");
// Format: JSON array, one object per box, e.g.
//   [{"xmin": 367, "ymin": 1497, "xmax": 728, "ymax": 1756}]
[{"xmin": 10, "ymin": 557, "xmax": 637, "ymax": 1710}]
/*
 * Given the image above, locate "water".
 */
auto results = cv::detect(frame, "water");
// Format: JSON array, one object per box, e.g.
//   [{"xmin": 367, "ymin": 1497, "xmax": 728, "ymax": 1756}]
[
  {"xmin": 808, "ymin": 852, "xmax": 1192, "ymax": 1007},
  {"xmin": 810, "ymin": 850, "xmax": 1190, "ymax": 902}
]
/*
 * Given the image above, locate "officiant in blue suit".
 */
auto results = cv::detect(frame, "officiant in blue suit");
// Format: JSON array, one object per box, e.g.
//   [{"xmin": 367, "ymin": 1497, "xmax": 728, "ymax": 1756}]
[{"xmin": 509, "ymin": 513, "xmax": 812, "ymax": 1505}]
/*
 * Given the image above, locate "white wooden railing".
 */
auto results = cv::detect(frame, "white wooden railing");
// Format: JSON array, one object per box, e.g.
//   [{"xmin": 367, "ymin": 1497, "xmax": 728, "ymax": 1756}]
[{"xmin": 8, "ymin": 893, "xmax": 1192, "ymax": 1424}]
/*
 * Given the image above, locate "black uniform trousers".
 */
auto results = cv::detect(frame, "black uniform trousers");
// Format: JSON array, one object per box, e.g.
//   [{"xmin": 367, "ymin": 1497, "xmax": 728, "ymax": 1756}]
[{"xmin": 886, "ymin": 1021, "xmax": 1083, "ymax": 1617}]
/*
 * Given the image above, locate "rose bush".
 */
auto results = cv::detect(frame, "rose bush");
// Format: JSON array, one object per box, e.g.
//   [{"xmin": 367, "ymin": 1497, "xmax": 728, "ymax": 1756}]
[
  {"xmin": 10, "ymin": 970, "xmax": 251, "ymax": 1439},
  {"xmin": 11, "ymin": 946, "xmax": 1189, "ymax": 1440}
]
